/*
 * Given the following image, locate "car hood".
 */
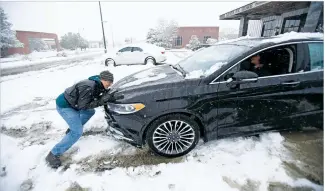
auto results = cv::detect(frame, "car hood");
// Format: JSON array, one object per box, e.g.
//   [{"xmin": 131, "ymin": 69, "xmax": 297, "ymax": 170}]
[{"xmin": 111, "ymin": 65, "xmax": 184, "ymax": 92}]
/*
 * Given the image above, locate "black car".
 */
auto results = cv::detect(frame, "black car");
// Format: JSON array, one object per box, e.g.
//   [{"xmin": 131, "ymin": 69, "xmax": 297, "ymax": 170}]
[{"xmin": 104, "ymin": 33, "xmax": 324, "ymax": 158}]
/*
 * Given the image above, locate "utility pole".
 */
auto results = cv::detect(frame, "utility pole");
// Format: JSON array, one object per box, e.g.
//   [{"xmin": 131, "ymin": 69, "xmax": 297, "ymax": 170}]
[{"xmin": 99, "ymin": 1, "xmax": 107, "ymax": 53}]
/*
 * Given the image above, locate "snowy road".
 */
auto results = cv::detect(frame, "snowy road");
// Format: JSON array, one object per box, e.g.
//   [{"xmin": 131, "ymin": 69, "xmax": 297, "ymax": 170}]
[
  {"xmin": 0, "ymin": 51, "xmax": 323, "ymax": 191},
  {"xmin": 0, "ymin": 52, "xmax": 104, "ymax": 76}
]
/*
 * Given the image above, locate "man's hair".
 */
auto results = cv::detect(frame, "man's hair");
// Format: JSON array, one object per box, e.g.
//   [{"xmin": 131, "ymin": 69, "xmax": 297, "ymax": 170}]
[{"xmin": 99, "ymin": 71, "xmax": 114, "ymax": 82}]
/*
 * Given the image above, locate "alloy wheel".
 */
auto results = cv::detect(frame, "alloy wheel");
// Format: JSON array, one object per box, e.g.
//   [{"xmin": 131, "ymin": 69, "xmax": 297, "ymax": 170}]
[{"xmin": 152, "ymin": 120, "xmax": 195, "ymax": 155}]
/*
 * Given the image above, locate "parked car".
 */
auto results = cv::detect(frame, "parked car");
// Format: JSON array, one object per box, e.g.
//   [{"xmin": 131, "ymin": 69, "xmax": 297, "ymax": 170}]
[
  {"xmin": 104, "ymin": 43, "xmax": 167, "ymax": 66},
  {"xmin": 104, "ymin": 33, "xmax": 324, "ymax": 158}
]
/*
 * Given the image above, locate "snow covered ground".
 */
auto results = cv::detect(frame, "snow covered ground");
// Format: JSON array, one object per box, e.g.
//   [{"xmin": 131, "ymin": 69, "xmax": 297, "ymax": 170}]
[{"xmin": 0, "ymin": 50, "xmax": 323, "ymax": 191}]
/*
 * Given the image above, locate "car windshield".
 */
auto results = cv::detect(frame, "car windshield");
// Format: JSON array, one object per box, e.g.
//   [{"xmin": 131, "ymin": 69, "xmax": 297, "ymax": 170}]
[{"xmin": 177, "ymin": 44, "xmax": 250, "ymax": 78}]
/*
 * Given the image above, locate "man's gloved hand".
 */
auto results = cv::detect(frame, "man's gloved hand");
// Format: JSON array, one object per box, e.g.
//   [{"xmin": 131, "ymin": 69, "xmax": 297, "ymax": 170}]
[{"xmin": 99, "ymin": 90, "xmax": 124, "ymax": 104}]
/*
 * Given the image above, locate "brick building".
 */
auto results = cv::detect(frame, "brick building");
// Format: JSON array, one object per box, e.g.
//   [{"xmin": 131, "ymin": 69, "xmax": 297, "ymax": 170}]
[
  {"xmin": 6, "ymin": 30, "xmax": 60, "ymax": 56},
  {"xmin": 173, "ymin": 26, "xmax": 219, "ymax": 48}
]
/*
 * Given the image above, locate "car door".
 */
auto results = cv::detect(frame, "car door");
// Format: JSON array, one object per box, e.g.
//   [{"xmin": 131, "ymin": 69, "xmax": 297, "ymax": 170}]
[
  {"xmin": 131, "ymin": 47, "xmax": 146, "ymax": 64},
  {"xmin": 290, "ymin": 41, "xmax": 323, "ymax": 128},
  {"xmin": 214, "ymin": 43, "xmax": 307, "ymax": 138},
  {"xmin": 115, "ymin": 47, "xmax": 132, "ymax": 65}
]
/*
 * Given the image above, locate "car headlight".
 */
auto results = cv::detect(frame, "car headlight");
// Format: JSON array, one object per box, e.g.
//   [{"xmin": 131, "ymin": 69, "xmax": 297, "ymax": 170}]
[{"xmin": 107, "ymin": 103, "xmax": 145, "ymax": 114}]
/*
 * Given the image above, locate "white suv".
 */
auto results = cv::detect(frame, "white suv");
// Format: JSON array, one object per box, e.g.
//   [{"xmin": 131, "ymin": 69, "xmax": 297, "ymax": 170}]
[{"xmin": 104, "ymin": 43, "xmax": 167, "ymax": 67}]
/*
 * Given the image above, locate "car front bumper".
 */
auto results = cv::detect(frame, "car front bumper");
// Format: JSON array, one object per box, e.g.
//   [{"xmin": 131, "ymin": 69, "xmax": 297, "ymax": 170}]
[
  {"xmin": 104, "ymin": 109, "xmax": 145, "ymax": 147},
  {"xmin": 156, "ymin": 55, "xmax": 167, "ymax": 63},
  {"xmin": 157, "ymin": 59, "xmax": 167, "ymax": 64}
]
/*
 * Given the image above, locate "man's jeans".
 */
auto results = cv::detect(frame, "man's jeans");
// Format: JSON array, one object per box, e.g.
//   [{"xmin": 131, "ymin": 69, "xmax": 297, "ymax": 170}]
[{"xmin": 51, "ymin": 106, "xmax": 95, "ymax": 156}]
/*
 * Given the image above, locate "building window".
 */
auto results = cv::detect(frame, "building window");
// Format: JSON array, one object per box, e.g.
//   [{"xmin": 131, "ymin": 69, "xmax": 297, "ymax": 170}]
[
  {"xmin": 281, "ymin": 14, "xmax": 307, "ymax": 33},
  {"xmin": 203, "ymin": 36, "xmax": 211, "ymax": 43},
  {"xmin": 283, "ymin": 19, "xmax": 300, "ymax": 33},
  {"xmin": 174, "ymin": 36, "xmax": 182, "ymax": 46},
  {"xmin": 262, "ymin": 20, "xmax": 276, "ymax": 37}
]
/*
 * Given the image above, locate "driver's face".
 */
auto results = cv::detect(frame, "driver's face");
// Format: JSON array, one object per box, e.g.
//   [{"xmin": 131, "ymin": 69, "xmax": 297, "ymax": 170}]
[{"xmin": 251, "ymin": 55, "xmax": 260, "ymax": 65}]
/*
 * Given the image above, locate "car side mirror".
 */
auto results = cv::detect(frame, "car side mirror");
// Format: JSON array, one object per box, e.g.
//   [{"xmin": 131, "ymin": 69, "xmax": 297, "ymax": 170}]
[{"xmin": 228, "ymin": 71, "xmax": 258, "ymax": 84}]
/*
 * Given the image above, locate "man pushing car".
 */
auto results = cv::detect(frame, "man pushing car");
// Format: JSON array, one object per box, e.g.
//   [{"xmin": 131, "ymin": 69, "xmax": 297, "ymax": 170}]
[{"xmin": 46, "ymin": 70, "xmax": 122, "ymax": 168}]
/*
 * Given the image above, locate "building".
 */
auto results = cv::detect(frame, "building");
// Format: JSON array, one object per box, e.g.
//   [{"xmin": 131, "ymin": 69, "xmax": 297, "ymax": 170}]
[
  {"xmin": 219, "ymin": 1, "xmax": 323, "ymax": 37},
  {"xmin": 173, "ymin": 26, "xmax": 219, "ymax": 48},
  {"xmin": 6, "ymin": 30, "xmax": 60, "ymax": 55},
  {"xmin": 89, "ymin": 41, "xmax": 103, "ymax": 48}
]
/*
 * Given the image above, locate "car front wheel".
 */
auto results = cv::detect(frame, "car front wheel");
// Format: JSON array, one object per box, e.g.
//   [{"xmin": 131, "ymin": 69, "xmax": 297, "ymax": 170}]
[{"xmin": 146, "ymin": 114, "xmax": 200, "ymax": 158}]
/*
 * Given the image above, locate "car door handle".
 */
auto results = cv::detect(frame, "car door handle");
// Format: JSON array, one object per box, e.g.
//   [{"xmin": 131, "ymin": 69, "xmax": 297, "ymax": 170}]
[{"xmin": 281, "ymin": 81, "xmax": 300, "ymax": 85}]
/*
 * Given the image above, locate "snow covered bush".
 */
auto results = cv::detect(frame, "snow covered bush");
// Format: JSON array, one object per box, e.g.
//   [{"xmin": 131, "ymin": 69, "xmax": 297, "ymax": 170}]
[
  {"xmin": 22, "ymin": 54, "xmax": 31, "ymax": 61},
  {"xmin": 146, "ymin": 19, "xmax": 178, "ymax": 48},
  {"xmin": 28, "ymin": 38, "xmax": 49, "ymax": 51},
  {"xmin": 56, "ymin": 51, "xmax": 68, "ymax": 57},
  {"xmin": 186, "ymin": 35, "xmax": 201, "ymax": 50},
  {"xmin": 206, "ymin": 38, "xmax": 218, "ymax": 44},
  {"xmin": 60, "ymin": 32, "xmax": 88, "ymax": 50}
]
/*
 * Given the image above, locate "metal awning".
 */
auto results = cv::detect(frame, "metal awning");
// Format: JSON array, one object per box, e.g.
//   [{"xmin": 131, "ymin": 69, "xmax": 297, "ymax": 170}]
[{"xmin": 220, "ymin": 1, "xmax": 310, "ymax": 20}]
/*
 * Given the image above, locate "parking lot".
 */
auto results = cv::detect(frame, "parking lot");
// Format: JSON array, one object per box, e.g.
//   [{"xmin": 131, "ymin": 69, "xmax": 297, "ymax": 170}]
[{"xmin": 1, "ymin": 50, "xmax": 323, "ymax": 191}]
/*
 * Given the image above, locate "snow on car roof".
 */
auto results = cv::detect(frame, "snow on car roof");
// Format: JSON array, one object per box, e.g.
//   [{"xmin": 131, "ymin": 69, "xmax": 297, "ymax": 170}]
[
  {"xmin": 261, "ymin": 32, "xmax": 323, "ymax": 43},
  {"xmin": 215, "ymin": 32, "xmax": 323, "ymax": 48}
]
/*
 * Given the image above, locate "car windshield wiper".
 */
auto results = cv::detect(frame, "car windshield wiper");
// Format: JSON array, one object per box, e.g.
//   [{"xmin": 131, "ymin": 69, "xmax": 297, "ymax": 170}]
[{"xmin": 170, "ymin": 64, "xmax": 187, "ymax": 77}]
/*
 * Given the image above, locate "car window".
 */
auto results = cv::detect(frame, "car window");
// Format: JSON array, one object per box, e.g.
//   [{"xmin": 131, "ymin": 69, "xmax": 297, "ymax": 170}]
[
  {"xmin": 118, "ymin": 47, "xmax": 132, "ymax": 53},
  {"xmin": 132, "ymin": 47, "xmax": 143, "ymax": 52},
  {"xmin": 307, "ymin": 42, "xmax": 323, "ymax": 71},
  {"xmin": 216, "ymin": 44, "xmax": 298, "ymax": 82},
  {"xmin": 178, "ymin": 44, "xmax": 250, "ymax": 78}
]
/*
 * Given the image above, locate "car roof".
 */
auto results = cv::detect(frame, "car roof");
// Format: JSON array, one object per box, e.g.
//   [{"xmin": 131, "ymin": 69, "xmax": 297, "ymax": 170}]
[
  {"xmin": 119, "ymin": 42, "xmax": 164, "ymax": 51},
  {"xmin": 125, "ymin": 43, "xmax": 158, "ymax": 48},
  {"xmin": 213, "ymin": 32, "xmax": 323, "ymax": 48}
]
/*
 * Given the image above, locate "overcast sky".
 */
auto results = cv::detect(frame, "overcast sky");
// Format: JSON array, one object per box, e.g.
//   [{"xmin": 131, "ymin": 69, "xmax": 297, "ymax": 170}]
[{"xmin": 1, "ymin": 1, "xmax": 250, "ymax": 45}]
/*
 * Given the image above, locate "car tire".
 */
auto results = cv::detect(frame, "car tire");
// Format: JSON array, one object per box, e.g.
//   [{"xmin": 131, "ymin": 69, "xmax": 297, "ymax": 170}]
[
  {"xmin": 146, "ymin": 114, "xmax": 200, "ymax": 158},
  {"xmin": 145, "ymin": 57, "xmax": 156, "ymax": 65},
  {"xmin": 105, "ymin": 58, "xmax": 116, "ymax": 67}
]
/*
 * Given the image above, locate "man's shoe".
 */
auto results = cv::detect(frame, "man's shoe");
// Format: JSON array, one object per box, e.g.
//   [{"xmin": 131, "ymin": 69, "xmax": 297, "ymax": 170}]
[{"xmin": 45, "ymin": 152, "xmax": 61, "ymax": 169}]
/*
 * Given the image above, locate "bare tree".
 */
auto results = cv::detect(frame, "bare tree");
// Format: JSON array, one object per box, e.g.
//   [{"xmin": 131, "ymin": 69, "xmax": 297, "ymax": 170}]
[{"xmin": 218, "ymin": 28, "xmax": 239, "ymax": 41}]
